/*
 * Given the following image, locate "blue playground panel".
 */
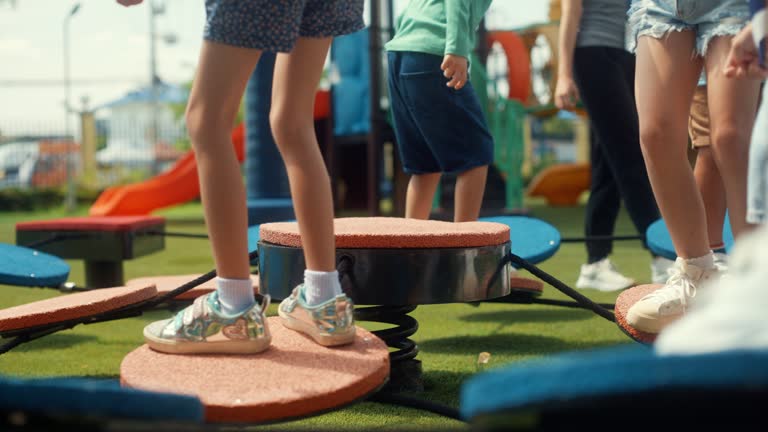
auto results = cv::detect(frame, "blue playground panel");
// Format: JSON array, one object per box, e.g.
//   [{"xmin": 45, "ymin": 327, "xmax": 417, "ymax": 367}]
[
  {"xmin": 0, "ymin": 376, "xmax": 203, "ymax": 422},
  {"xmin": 0, "ymin": 243, "xmax": 70, "ymax": 288},
  {"xmin": 461, "ymin": 344, "xmax": 768, "ymax": 421},
  {"xmin": 646, "ymin": 215, "xmax": 734, "ymax": 261},
  {"xmin": 480, "ymin": 216, "xmax": 561, "ymax": 265}
]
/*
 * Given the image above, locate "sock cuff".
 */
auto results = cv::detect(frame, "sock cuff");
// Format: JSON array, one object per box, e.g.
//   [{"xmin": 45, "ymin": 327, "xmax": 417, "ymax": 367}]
[{"xmin": 216, "ymin": 277, "xmax": 254, "ymax": 290}]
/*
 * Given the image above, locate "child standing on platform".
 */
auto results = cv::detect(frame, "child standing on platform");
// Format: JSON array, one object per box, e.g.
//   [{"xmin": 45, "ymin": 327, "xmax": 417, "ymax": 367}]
[
  {"xmin": 116, "ymin": 0, "xmax": 363, "ymax": 353},
  {"xmin": 626, "ymin": 0, "xmax": 761, "ymax": 335},
  {"xmin": 385, "ymin": 0, "xmax": 494, "ymax": 222}
]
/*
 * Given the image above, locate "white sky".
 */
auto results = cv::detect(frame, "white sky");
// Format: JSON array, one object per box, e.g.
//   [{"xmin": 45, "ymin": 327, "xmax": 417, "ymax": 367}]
[{"xmin": 0, "ymin": 0, "xmax": 549, "ymax": 135}]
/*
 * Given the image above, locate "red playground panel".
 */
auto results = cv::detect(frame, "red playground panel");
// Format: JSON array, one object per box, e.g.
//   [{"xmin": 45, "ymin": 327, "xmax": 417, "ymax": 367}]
[{"xmin": 16, "ymin": 216, "xmax": 166, "ymax": 288}]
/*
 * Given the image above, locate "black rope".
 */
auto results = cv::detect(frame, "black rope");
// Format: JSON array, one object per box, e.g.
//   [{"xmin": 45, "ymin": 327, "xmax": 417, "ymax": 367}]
[
  {"xmin": 143, "ymin": 230, "xmax": 209, "ymax": 239},
  {"xmin": 506, "ymin": 252, "xmax": 615, "ymax": 322},
  {"xmin": 560, "ymin": 234, "xmax": 644, "ymax": 243},
  {"xmin": 21, "ymin": 233, "xmax": 91, "ymax": 249},
  {"xmin": 369, "ymin": 392, "xmax": 463, "ymax": 421},
  {"xmin": 531, "ymin": 298, "xmax": 615, "ymax": 310}
]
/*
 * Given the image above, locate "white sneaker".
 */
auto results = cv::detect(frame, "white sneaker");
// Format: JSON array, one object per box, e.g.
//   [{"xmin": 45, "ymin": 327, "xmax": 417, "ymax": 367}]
[
  {"xmin": 655, "ymin": 227, "xmax": 768, "ymax": 355},
  {"xmin": 575, "ymin": 258, "xmax": 635, "ymax": 292},
  {"xmin": 627, "ymin": 257, "xmax": 721, "ymax": 334},
  {"xmin": 650, "ymin": 256, "xmax": 675, "ymax": 284}
]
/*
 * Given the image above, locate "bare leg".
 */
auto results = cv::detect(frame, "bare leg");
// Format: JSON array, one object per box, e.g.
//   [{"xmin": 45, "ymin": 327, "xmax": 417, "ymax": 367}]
[
  {"xmin": 270, "ymin": 37, "xmax": 335, "ymax": 271},
  {"xmin": 454, "ymin": 165, "xmax": 488, "ymax": 222},
  {"xmin": 694, "ymin": 147, "xmax": 727, "ymax": 247},
  {"xmin": 635, "ymin": 33, "xmax": 708, "ymax": 259},
  {"xmin": 705, "ymin": 36, "xmax": 761, "ymax": 239},
  {"xmin": 406, "ymin": 173, "xmax": 441, "ymax": 219},
  {"xmin": 186, "ymin": 41, "xmax": 261, "ymax": 279}
]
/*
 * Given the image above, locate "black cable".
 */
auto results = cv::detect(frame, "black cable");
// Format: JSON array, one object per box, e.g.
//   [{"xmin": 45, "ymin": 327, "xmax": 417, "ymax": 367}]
[
  {"xmin": 530, "ymin": 298, "xmax": 615, "ymax": 310},
  {"xmin": 21, "ymin": 233, "xmax": 91, "ymax": 249},
  {"xmin": 143, "ymin": 230, "xmax": 210, "ymax": 239},
  {"xmin": 506, "ymin": 253, "xmax": 615, "ymax": 322},
  {"xmin": 369, "ymin": 392, "xmax": 463, "ymax": 421},
  {"xmin": 560, "ymin": 234, "xmax": 644, "ymax": 243}
]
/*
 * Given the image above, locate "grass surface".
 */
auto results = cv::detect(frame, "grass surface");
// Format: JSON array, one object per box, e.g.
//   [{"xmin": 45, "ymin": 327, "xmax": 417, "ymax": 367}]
[{"xmin": 0, "ymin": 200, "xmax": 652, "ymax": 430}]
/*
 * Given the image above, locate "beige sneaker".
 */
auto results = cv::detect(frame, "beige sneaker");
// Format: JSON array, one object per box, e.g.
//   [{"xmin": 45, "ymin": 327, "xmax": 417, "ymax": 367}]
[
  {"xmin": 627, "ymin": 257, "xmax": 721, "ymax": 334},
  {"xmin": 278, "ymin": 284, "xmax": 356, "ymax": 346}
]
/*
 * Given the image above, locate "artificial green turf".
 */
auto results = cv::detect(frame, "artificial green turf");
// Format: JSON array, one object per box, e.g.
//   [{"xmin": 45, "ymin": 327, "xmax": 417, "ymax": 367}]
[{"xmin": 0, "ymin": 200, "xmax": 649, "ymax": 430}]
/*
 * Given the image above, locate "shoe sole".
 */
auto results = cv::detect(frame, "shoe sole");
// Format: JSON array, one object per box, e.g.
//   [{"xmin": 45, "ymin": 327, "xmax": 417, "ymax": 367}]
[
  {"xmin": 278, "ymin": 307, "xmax": 356, "ymax": 347},
  {"xmin": 144, "ymin": 329, "xmax": 272, "ymax": 355},
  {"xmin": 625, "ymin": 310, "xmax": 681, "ymax": 334}
]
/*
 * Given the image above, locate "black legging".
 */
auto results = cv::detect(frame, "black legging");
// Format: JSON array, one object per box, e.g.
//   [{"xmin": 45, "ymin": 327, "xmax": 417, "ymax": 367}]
[{"xmin": 573, "ymin": 46, "xmax": 660, "ymax": 263}]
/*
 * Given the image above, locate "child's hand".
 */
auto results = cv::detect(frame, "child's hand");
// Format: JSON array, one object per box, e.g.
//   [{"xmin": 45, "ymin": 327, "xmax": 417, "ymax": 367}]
[
  {"xmin": 116, "ymin": 0, "xmax": 144, "ymax": 6},
  {"xmin": 554, "ymin": 75, "xmax": 580, "ymax": 110},
  {"xmin": 725, "ymin": 24, "xmax": 768, "ymax": 80},
  {"xmin": 441, "ymin": 54, "xmax": 468, "ymax": 90}
]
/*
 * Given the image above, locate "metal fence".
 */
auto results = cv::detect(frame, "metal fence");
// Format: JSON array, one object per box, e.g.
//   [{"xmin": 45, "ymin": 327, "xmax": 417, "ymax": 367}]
[{"xmin": 0, "ymin": 110, "xmax": 188, "ymax": 192}]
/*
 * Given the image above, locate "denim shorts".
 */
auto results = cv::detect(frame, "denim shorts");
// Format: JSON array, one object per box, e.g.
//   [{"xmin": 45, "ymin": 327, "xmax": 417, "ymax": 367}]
[
  {"xmin": 628, "ymin": 0, "xmax": 750, "ymax": 56},
  {"xmin": 204, "ymin": 0, "xmax": 364, "ymax": 52},
  {"xmin": 387, "ymin": 51, "xmax": 494, "ymax": 175},
  {"xmin": 747, "ymin": 83, "xmax": 768, "ymax": 224}
]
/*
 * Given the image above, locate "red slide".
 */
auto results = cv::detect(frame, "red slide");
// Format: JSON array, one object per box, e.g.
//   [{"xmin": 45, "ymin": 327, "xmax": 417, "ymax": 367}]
[{"xmin": 89, "ymin": 124, "xmax": 245, "ymax": 216}]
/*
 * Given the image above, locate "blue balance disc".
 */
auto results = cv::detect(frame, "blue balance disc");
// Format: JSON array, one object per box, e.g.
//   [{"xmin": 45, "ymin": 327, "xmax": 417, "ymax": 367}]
[
  {"xmin": 480, "ymin": 216, "xmax": 561, "ymax": 265},
  {"xmin": 0, "ymin": 243, "xmax": 69, "ymax": 288},
  {"xmin": 0, "ymin": 376, "xmax": 203, "ymax": 423},
  {"xmin": 646, "ymin": 214, "xmax": 734, "ymax": 261},
  {"xmin": 461, "ymin": 345, "xmax": 768, "ymax": 422}
]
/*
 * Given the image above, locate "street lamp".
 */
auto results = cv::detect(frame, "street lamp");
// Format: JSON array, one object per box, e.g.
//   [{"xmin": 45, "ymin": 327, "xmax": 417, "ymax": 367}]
[{"xmin": 63, "ymin": 2, "xmax": 81, "ymax": 212}]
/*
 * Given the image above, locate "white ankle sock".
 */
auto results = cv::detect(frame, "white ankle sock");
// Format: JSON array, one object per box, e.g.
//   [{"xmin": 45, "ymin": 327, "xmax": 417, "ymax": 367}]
[
  {"xmin": 216, "ymin": 277, "xmax": 255, "ymax": 315},
  {"xmin": 685, "ymin": 252, "xmax": 715, "ymax": 270},
  {"xmin": 304, "ymin": 270, "xmax": 342, "ymax": 306}
]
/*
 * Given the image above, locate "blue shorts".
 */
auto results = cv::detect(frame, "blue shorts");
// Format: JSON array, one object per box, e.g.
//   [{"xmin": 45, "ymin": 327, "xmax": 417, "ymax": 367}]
[
  {"xmin": 204, "ymin": 0, "xmax": 365, "ymax": 52},
  {"xmin": 387, "ymin": 51, "xmax": 494, "ymax": 175},
  {"xmin": 628, "ymin": 0, "xmax": 750, "ymax": 56}
]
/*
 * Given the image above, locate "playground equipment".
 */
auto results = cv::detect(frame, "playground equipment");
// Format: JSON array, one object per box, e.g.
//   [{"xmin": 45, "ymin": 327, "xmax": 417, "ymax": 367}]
[
  {"xmin": 461, "ymin": 344, "xmax": 768, "ymax": 428},
  {"xmin": 88, "ymin": 125, "xmax": 245, "ymax": 217},
  {"xmin": 16, "ymin": 216, "xmax": 166, "ymax": 288}
]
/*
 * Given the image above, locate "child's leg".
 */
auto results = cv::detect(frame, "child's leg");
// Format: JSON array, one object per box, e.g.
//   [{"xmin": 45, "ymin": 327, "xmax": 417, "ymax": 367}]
[
  {"xmin": 187, "ymin": 42, "xmax": 261, "ymax": 279},
  {"xmin": 271, "ymin": 37, "xmax": 341, "ymax": 307},
  {"xmin": 453, "ymin": 165, "xmax": 488, "ymax": 222},
  {"xmin": 635, "ymin": 32, "xmax": 708, "ymax": 259},
  {"xmin": 187, "ymin": 42, "xmax": 262, "ymax": 314},
  {"xmin": 704, "ymin": 36, "xmax": 761, "ymax": 238},
  {"xmin": 406, "ymin": 173, "xmax": 441, "ymax": 219},
  {"xmin": 689, "ymin": 86, "xmax": 727, "ymax": 251}
]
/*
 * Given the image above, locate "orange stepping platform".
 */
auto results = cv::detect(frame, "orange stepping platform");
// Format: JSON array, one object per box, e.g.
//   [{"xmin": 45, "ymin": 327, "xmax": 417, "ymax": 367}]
[
  {"xmin": 127, "ymin": 274, "xmax": 259, "ymax": 301},
  {"xmin": 0, "ymin": 284, "xmax": 157, "ymax": 334},
  {"xmin": 121, "ymin": 317, "xmax": 390, "ymax": 423},
  {"xmin": 615, "ymin": 284, "xmax": 662, "ymax": 344},
  {"xmin": 260, "ymin": 217, "xmax": 510, "ymax": 249},
  {"xmin": 510, "ymin": 275, "xmax": 544, "ymax": 295}
]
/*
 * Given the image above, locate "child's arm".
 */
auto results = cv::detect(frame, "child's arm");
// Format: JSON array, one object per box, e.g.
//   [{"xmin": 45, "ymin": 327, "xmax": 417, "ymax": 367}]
[
  {"xmin": 442, "ymin": 0, "xmax": 471, "ymax": 90},
  {"xmin": 555, "ymin": 0, "xmax": 582, "ymax": 109}
]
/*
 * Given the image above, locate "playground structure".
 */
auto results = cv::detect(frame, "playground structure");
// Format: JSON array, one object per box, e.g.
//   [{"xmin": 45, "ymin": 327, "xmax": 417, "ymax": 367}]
[
  {"xmin": 83, "ymin": 0, "xmax": 591, "ymax": 219},
  {"xmin": 10, "ymin": 1, "xmax": 760, "ymax": 429}
]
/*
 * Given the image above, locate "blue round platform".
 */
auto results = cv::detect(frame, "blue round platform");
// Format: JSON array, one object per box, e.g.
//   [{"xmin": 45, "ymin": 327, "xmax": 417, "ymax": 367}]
[
  {"xmin": 0, "ymin": 243, "xmax": 70, "ymax": 288},
  {"xmin": 646, "ymin": 215, "xmax": 734, "ymax": 261},
  {"xmin": 461, "ymin": 345, "xmax": 768, "ymax": 422},
  {"xmin": 0, "ymin": 376, "xmax": 203, "ymax": 423},
  {"xmin": 480, "ymin": 216, "xmax": 561, "ymax": 265}
]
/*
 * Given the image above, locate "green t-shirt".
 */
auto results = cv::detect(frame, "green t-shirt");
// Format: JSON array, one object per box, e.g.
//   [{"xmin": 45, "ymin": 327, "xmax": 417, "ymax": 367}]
[{"xmin": 385, "ymin": 0, "xmax": 493, "ymax": 59}]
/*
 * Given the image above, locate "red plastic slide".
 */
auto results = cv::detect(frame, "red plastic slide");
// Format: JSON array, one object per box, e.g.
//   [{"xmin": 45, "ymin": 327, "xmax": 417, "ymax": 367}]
[{"xmin": 89, "ymin": 124, "xmax": 245, "ymax": 216}]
